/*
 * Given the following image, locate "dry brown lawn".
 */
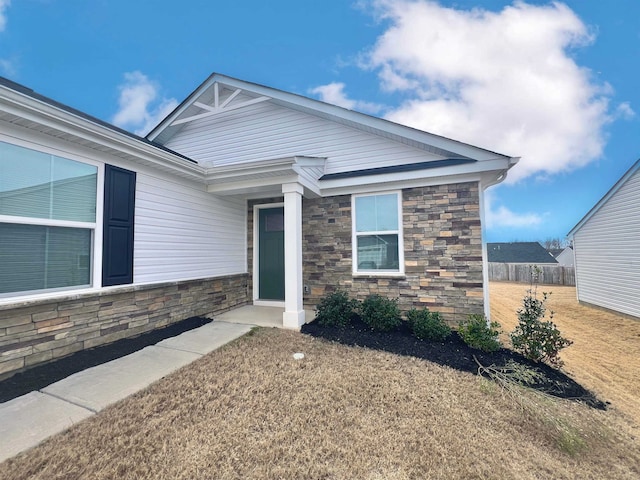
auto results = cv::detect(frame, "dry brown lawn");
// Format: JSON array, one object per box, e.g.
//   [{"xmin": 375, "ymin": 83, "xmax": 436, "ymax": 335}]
[
  {"xmin": 1, "ymin": 326, "xmax": 639, "ymax": 479},
  {"xmin": 490, "ymin": 281, "xmax": 640, "ymax": 430}
]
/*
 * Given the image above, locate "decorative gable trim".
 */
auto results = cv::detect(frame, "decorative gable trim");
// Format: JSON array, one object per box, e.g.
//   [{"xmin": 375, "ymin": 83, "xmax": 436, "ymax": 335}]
[{"xmin": 170, "ymin": 82, "xmax": 271, "ymax": 127}]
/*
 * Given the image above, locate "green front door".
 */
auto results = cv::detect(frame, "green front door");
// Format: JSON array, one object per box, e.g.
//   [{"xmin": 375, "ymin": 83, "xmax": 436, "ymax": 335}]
[{"xmin": 258, "ymin": 207, "xmax": 285, "ymax": 300}]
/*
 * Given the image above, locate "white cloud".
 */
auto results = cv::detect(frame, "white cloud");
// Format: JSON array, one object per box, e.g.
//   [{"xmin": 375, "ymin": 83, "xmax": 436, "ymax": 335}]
[
  {"xmin": 615, "ymin": 102, "xmax": 635, "ymax": 120},
  {"xmin": 0, "ymin": 0, "xmax": 10, "ymax": 32},
  {"xmin": 112, "ymin": 71, "xmax": 178, "ymax": 136},
  {"xmin": 309, "ymin": 82, "xmax": 383, "ymax": 114},
  {"xmin": 0, "ymin": 58, "xmax": 15, "ymax": 76},
  {"xmin": 355, "ymin": 0, "xmax": 620, "ymax": 183},
  {"xmin": 484, "ymin": 189, "xmax": 543, "ymax": 229}
]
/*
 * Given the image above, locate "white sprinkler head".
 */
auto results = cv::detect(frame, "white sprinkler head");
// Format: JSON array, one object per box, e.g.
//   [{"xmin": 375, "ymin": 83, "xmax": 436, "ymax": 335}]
[{"xmin": 293, "ymin": 352, "xmax": 305, "ymax": 360}]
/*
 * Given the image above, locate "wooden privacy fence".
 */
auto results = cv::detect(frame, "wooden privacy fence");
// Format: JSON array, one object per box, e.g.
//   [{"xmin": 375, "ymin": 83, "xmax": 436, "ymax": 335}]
[{"xmin": 488, "ymin": 263, "xmax": 576, "ymax": 286}]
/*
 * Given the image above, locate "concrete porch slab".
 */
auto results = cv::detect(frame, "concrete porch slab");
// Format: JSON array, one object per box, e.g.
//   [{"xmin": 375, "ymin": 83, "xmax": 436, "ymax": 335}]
[
  {"xmin": 215, "ymin": 305, "xmax": 316, "ymax": 328},
  {"xmin": 0, "ymin": 391, "xmax": 93, "ymax": 463}
]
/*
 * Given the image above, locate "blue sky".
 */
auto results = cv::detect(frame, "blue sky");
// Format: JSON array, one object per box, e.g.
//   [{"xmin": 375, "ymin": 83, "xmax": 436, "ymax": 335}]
[{"xmin": 1, "ymin": 0, "xmax": 638, "ymax": 243}]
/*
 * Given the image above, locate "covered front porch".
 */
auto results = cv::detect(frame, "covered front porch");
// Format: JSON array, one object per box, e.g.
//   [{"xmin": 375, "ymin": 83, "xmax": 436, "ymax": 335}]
[{"xmin": 205, "ymin": 156, "xmax": 326, "ymax": 330}]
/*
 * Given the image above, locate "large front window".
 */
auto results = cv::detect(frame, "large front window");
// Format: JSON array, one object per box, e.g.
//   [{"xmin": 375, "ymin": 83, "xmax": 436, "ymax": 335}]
[
  {"xmin": 352, "ymin": 191, "xmax": 404, "ymax": 274},
  {"xmin": 0, "ymin": 141, "xmax": 98, "ymax": 296}
]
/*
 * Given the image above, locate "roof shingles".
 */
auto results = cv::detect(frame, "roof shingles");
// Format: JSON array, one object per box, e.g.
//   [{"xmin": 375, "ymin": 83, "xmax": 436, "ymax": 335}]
[{"xmin": 487, "ymin": 242, "xmax": 557, "ymax": 264}]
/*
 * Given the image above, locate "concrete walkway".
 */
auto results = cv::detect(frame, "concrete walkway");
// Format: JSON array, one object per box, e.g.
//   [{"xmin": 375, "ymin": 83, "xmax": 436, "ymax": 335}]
[{"xmin": 0, "ymin": 320, "xmax": 255, "ymax": 463}]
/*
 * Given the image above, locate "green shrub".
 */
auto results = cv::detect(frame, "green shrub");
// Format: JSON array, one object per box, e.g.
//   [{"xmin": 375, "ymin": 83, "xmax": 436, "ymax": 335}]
[
  {"xmin": 360, "ymin": 294, "xmax": 401, "ymax": 332},
  {"xmin": 510, "ymin": 290, "xmax": 572, "ymax": 367},
  {"xmin": 458, "ymin": 314, "xmax": 502, "ymax": 352},
  {"xmin": 406, "ymin": 308, "xmax": 451, "ymax": 341},
  {"xmin": 315, "ymin": 290, "xmax": 359, "ymax": 327}
]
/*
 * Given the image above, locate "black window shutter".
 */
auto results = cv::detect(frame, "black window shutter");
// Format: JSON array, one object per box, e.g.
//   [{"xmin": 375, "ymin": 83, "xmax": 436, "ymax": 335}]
[{"xmin": 102, "ymin": 165, "xmax": 136, "ymax": 286}]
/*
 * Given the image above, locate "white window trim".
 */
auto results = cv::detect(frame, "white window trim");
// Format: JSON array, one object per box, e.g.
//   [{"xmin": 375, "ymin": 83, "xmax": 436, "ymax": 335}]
[
  {"xmin": 351, "ymin": 190, "xmax": 405, "ymax": 277},
  {"xmin": 0, "ymin": 139, "xmax": 105, "ymax": 299}
]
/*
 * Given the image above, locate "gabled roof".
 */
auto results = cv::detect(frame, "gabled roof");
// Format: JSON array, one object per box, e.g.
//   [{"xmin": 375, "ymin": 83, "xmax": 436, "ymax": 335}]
[
  {"xmin": 568, "ymin": 158, "xmax": 640, "ymax": 237},
  {"xmin": 147, "ymin": 73, "xmax": 518, "ymax": 165},
  {"xmin": 487, "ymin": 242, "xmax": 558, "ymax": 264}
]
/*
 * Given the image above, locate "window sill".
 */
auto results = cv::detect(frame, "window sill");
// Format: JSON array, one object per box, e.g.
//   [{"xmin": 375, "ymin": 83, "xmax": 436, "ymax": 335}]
[{"xmin": 352, "ymin": 273, "xmax": 406, "ymax": 279}]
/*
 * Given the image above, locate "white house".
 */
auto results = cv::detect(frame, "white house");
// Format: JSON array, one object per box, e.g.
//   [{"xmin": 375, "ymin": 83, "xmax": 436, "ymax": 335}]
[
  {"xmin": 0, "ymin": 73, "xmax": 518, "ymax": 378},
  {"xmin": 568, "ymin": 159, "xmax": 640, "ymax": 318},
  {"xmin": 554, "ymin": 247, "xmax": 574, "ymax": 267}
]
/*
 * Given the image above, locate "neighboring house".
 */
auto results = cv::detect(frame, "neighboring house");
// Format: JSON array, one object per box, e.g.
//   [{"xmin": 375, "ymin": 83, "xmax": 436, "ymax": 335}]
[
  {"xmin": 487, "ymin": 242, "xmax": 560, "ymax": 284},
  {"xmin": 0, "ymin": 73, "xmax": 518, "ymax": 378},
  {"xmin": 568, "ymin": 159, "xmax": 640, "ymax": 319},
  {"xmin": 547, "ymin": 248, "xmax": 563, "ymax": 258},
  {"xmin": 554, "ymin": 246, "xmax": 574, "ymax": 267},
  {"xmin": 487, "ymin": 242, "xmax": 558, "ymax": 264}
]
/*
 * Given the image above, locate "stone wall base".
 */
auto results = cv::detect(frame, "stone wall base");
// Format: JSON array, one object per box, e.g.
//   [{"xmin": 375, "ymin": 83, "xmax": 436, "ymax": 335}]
[{"xmin": 0, "ymin": 274, "xmax": 249, "ymax": 380}]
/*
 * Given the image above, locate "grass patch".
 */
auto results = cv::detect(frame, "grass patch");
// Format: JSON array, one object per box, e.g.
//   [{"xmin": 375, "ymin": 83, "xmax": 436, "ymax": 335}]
[
  {"xmin": 556, "ymin": 423, "xmax": 587, "ymax": 456},
  {"xmin": 1, "ymin": 328, "xmax": 638, "ymax": 479},
  {"xmin": 475, "ymin": 358, "xmax": 590, "ymax": 457}
]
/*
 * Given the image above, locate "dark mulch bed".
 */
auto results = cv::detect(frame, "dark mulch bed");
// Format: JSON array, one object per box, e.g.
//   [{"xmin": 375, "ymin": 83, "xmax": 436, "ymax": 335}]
[
  {"xmin": 0, "ymin": 316, "xmax": 211, "ymax": 404},
  {"xmin": 302, "ymin": 319, "xmax": 608, "ymax": 410}
]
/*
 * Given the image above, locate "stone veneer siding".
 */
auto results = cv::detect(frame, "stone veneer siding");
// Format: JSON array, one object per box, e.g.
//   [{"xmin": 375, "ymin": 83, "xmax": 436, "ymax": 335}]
[
  {"xmin": 0, "ymin": 274, "xmax": 249, "ymax": 379},
  {"xmin": 302, "ymin": 183, "xmax": 484, "ymax": 324}
]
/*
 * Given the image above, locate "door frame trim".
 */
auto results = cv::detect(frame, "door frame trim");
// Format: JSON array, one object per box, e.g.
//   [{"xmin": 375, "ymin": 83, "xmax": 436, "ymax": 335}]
[{"xmin": 252, "ymin": 202, "xmax": 285, "ymax": 304}]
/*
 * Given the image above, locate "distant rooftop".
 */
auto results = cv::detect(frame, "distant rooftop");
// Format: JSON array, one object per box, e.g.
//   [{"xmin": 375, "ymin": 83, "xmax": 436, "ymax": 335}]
[{"xmin": 487, "ymin": 242, "xmax": 558, "ymax": 264}]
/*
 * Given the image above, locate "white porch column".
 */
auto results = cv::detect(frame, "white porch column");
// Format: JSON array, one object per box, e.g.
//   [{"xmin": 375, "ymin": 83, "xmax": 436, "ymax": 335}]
[{"xmin": 282, "ymin": 182, "xmax": 305, "ymax": 329}]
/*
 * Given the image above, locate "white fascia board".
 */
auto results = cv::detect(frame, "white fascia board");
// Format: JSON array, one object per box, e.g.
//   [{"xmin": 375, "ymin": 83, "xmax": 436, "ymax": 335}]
[
  {"xmin": 483, "ymin": 156, "xmax": 519, "ymax": 189},
  {"xmin": 291, "ymin": 156, "xmax": 327, "ymax": 168},
  {"xmin": 207, "ymin": 173, "xmax": 321, "ymax": 197},
  {"xmin": 204, "ymin": 156, "xmax": 324, "ymax": 196},
  {"xmin": 205, "ymin": 160, "xmax": 298, "ymax": 182},
  {"xmin": 321, "ymin": 172, "xmax": 484, "ymax": 197},
  {"xmin": 204, "ymin": 155, "xmax": 324, "ymax": 180},
  {"xmin": 319, "ymin": 157, "xmax": 512, "ymax": 196},
  {"xmin": 0, "ymin": 88, "xmax": 204, "ymax": 179},
  {"xmin": 207, "ymin": 173, "xmax": 299, "ymax": 194},
  {"xmin": 147, "ymin": 75, "xmax": 218, "ymax": 141}
]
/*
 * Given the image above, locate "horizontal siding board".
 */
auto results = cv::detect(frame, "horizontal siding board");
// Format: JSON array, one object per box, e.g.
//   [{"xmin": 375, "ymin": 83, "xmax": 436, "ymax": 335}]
[
  {"xmin": 133, "ymin": 170, "xmax": 246, "ymax": 284},
  {"xmin": 164, "ymin": 102, "xmax": 445, "ymax": 173},
  {"xmin": 574, "ymin": 168, "xmax": 640, "ymax": 318}
]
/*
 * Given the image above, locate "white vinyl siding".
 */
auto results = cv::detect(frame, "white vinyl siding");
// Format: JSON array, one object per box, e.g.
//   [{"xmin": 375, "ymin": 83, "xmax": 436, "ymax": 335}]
[
  {"xmin": 573, "ymin": 168, "xmax": 640, "ymax": 318},
  {"xmin": 164, "ymin": 101, "xmax": 445, "ymax": 174},
  {"xmin": 134, "ymin": 171, "xmax": 246, "ymax": 283}
]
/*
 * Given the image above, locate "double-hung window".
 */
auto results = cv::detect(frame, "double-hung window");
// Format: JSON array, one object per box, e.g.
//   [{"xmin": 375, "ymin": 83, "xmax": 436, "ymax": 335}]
[
  {"xmin": 352, "ymin": 191, "xmax": 404, "ymax": 275},
  {"xmin": 0, "ymin": 141, "xmax": 98, "ymax": 296}
]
